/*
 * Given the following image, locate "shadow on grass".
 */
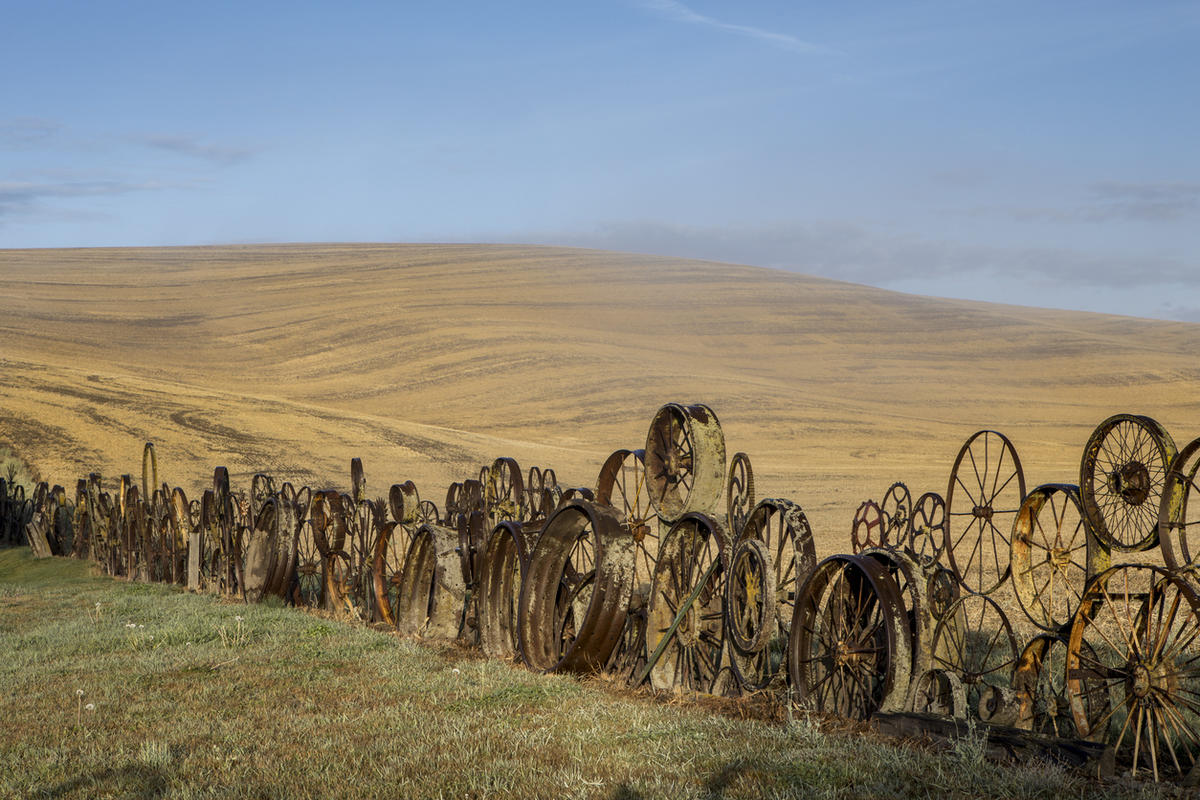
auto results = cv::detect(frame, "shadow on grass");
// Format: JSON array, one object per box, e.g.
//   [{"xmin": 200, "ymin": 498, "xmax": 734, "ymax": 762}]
[{"xmin": 34, "ymin": 764, "xmax": 169, "ymax": 799}]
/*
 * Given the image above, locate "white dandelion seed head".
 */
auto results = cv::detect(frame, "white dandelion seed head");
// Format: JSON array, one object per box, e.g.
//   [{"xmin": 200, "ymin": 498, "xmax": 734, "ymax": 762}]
[
  {"xmin": 85, "ymin": 703, "xmax": 95, "ymax": 712},
  {"xmin": 76, "ymin": 689, "xmax": 84, "ymax": 697}
]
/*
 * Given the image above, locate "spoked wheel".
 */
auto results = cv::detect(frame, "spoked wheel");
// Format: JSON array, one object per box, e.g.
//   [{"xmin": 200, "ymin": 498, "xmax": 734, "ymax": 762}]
[
  {"xmin": 526, "ymin": 466, "xmax": 544, "ymax": 519},
  {"xmin": 644, "ymin": 513, "xmax": 729, "ymax": 693},
  {"xmin": 724, "ymin": 537, "xmax": 779, "ymax": 692},
  {"xmin": 1161, "ymin": 437, "xmax": 1200, "ymax": 571},
  {"xmin": 595, "ymin": 448, "xmax": 658, "ymax": 594},
  {"xmin": 371, "ymin": 520, "xmax": 410, "ymax": 628},
  {"xmin": 644, "ymin": 403, "xmax": 726, "ymax": 523},
  {"xmin": 851, "ymin": 500, "xmax": 884, "ymax": 553},
  {"xmin": 478, "ymin": 521, "xmax": 530, "ymax": 659},
  {"xmin": 929, "ymin": 592, "xmax": 1018, "ymax": 716},
  {"xmin": 881, "ymin": 482, "xmax": 912, "ymax": 548},
  {"xmin": 1011, "ymin": 484, "xmax": 1108, "ymax": 632},
  {"xmin": 518, "ymin": 500, "xmax": 633, "ymax": 673},
  {"xmin": 789, "ymin": 554, "xmax": 913, "ymax": 718},
  {"xmin": 739, "ymin": 498, "xmax": 816, "ymax": 652},
  {"xmin": 945, "ymin": 430, "xmax": 1026, "ymax": 595},
  {"xmin": 395, "ymin": 523, "xmax": 466, "ymax": 637},
  {"xmin": 1067, "ymin": 564, "xmax": 1200, "ymax": 781},
  {"xmin": 1013, "ymin": 633, "xmax": 1109, "ymax": 739},
  {"xmin": 487, "ymin": 457, "xmax": 524, "ymax": 524},
  {"xmin": 906, "ymin": 492, "xmax": 946, "ymax": 567},
  {"xmin": 1080, "ymin": 414, "xmax": 1176, "ymax": 553},
  {"xmin": 726, "ymin": 452, "xmax": 755, "ymax": 540},
  {"xmin": 416, "ymin": 500, "xmax": 440, "ymax": 527}
]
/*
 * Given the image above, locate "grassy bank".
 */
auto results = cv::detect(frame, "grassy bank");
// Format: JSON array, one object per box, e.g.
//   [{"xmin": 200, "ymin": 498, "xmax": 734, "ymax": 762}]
[{"xmin": 0, "ymin": 548, "xmax": 1172, "ymax": 800}]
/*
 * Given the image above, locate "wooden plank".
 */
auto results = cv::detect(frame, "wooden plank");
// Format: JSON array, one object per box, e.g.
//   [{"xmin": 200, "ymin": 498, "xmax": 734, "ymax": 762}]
[{"xmin": 871, "ymin": 711, "xmax": 1114, "ymax": 777}]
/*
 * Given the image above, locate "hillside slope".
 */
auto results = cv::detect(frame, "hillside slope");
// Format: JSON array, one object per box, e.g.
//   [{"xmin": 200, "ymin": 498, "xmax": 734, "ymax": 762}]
[{"xmin": 1, "ymin": 243, "xmax": 1197, "ymax": 548}]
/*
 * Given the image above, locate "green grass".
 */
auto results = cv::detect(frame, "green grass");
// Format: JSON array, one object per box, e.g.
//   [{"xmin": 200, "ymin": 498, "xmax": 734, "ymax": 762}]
[{"xmin": 0, "ymin": 548, "xmax": 1175, "ymax": 800}]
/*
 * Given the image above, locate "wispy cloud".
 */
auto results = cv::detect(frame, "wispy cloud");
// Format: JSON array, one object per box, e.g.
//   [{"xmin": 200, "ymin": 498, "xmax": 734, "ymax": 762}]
[
  {"xmin": 980, "ymin": 181, "xmax": 1200, "ymax": 224},
  {"xmin": 138, "ymin": 135, "xmax": 256, "ymax": 165},
  {"xmin": 638, "ymin": 0, "xmax": 828, "ymax": 53},
  {"xmin": 0, "ymin": 117, "xmax": 61, "ymax": 149},
  {"xmin": 0, "ymin": 179, "xmax": 167, "ymax": 220}
]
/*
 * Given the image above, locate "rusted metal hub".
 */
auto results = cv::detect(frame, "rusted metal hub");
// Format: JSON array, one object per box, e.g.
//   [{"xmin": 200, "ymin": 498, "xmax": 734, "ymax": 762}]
[
  {"xmin": 631, "ymin": 522, "xmax": 650, "ymax": 543},
  {"xmin": 971, "ymin": 504, "xmax": 993, "ymax": 520},
  {"xmin": 1108, "ymin": 461, "xmax": 1151, "ymax": 506},
  {"xmin": 1130, "ymin": 663, "xmax": 1153, "ymax": 699},
  {"xmin": 1049, "ymin": 547, "xmax": 1073, "ymax": 570},
  {"xmin": 834, "ymin": 639, "xmax": 870, "ymax": 667},
  {"xmin": 675, "ymin": 605, "xmax": 698, "ymax": 646}
]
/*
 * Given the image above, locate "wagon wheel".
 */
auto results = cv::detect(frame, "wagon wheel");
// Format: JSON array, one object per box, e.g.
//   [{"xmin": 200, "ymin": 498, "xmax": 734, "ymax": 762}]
[
  {"xmin": 394, "ymin": 523, "xmax": 467, "ymax": 637},
  {"xmin": 929, "ymin": 592, "xmax": 1018, "ymax": 715},
  {"xmin": 561, "ymin": 487, "xmax": 595, "ymax": 503},
  {"xmin": 526, "ymin": 466, "xmax": 545, "ymax": 519},
  {"xmin": 1081, "ymin": 414, "xmax": 1176, "ymax": 553},
  {"xmin": 1011, "ymin": 484, "xmax": 1109, "ymax": 632},
  {"xmin": 726, "ymin": 452, "xmax": 755, "ymax": 540},
  {"xmin": 789, "ymin": 554, "xmax": 913, "ymax": 718},
  {"xmin": 863, "ymin": 547, "xmax": 935, "ymax": 709},
  {"xmin": 739, "ymin": 498, "xmax": 816, "ymax": 642},
  {"xmin": 605, "ymin": 606, "xmax": 649, "ymax": 681},
  {"xmin": 945, "ymin": 430, "xmax": 1026, "ymax": 595},
  {"xmin": 906, "ymin": 492, "xmax": 946, "ymax": 566},
  {"xmin": 926, "ymin": 565, "xmax": 961, "ymax": 622},
  {"xmin": 371, "ymin": 521, "xmax": 410, "ymax": 628},
  {"xmin": 909, "ymin": 668, "xmax": 967, "ymax": 718},
  {"xmin": 881, "ymin": 482, "xmax": 912, "ymax": 548},
  {"xmin": 1160, "ymin": 437, "xmax": 1200, "ymax": 571},
  {"xmin": 725, "ymin": 537, "xmax": 780, "ymax": 692},
  {"xmin": 462, "ymin": 479, "xmax": 485, "ymax": 516},
  {"xmin": 644, "ymin": 512, "xmax": 729, "ymax": 694},
  {"xmin": 487, "ymin": 458, "xmax": 524, "ymax": 523},
  {"xmin": 444, "ymin": 483, "xmax": 465, "ymax": 522},
  {"xmin": 478, "ymin": 521, "xmax": 530, "ymax": 659},
  {"xmin": 1013, "ymin": 633, "xmax": 1109, "ymax": 738},
  {"xmin": 595, "ymin": 449, "xmax": 658, "ymax": 594},
  {"xmin": 389, "ymin": 481, "xmax": 420, "ymax": 525},
  {"xmin": 141, "ymin": 442, "xmax": 158, "ymax": 501},
  {"xmin": 851, "ymin": 500, "xmax": 884, "ymax": 553},
  {"xmin": 416, "ymin": 500, "xmax": 440, "ymax": 527},
  {"xmin": 1067, "ymin": 565, "xmax": 1200, "ymax": 780},
  {"xmin": 644, "ymin": 403, "xmax": 726, "ymax": 522},
  {"xmin": 518, "ymin": 500, "xmax": 633, "ymax": 673},
  {"xmin": 350, "ymin": 457, "xmax": 366, "ymax": 504}
]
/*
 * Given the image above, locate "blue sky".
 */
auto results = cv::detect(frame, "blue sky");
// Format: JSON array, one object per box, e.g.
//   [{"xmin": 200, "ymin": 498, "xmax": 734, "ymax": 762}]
[{"xmin": 2, "ymin": 1, "xmax": 1198, "ymax": 320}]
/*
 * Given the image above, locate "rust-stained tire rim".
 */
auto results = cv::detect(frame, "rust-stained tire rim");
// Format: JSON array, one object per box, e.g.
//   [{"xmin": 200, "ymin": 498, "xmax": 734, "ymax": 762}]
[
  {"xmin": 517, "ymin": 500, "xmax": 634, "ymax": 674},
  {"xmin": 644, "ymin": 403, "xmax": 726, "ymax": 522}
]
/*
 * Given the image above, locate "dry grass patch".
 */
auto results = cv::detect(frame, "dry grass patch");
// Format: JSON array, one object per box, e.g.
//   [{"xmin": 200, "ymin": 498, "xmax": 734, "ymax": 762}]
[{"xmin": 0, "ymin": 548, "xmax": 1181, "ymax": 799}]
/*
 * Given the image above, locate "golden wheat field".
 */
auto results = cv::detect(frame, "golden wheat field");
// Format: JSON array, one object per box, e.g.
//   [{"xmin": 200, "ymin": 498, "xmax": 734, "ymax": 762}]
[{"xmin": 1, "ymin": 243, "xmax": 1198, "ymax": 556}]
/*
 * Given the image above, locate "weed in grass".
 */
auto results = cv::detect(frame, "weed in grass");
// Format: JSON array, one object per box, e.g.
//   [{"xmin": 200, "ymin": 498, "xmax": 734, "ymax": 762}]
[{"xmin": 218, "ymin": 615, "xmax": 248, "ymax": 648}]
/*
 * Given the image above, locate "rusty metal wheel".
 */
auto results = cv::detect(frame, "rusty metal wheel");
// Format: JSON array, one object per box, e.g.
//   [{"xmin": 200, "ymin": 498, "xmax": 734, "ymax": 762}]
[
  {"xmin": 1013, "ymin": 633, "xmax": 1109, "ymax": 738},
  {"xmin": 926, "ymin": 564, "xmax": 961, "ymax": 622},
  {"xmin": 789, "ymin": 554, "xmax": 913, "ymax": 718},
  {"xmin": 945, "ymin": 430, "xmax": 1026, "ymax": 595},
  {"xmin": 863, "ymin": 547, "xmax": 935, "ymax": 711},
  {"xmin": 1081, "ymin": 414, "xmax": 1176, "ymax": 553},
  {"xmin": 1161, "ymin": 437, "xmax": 1200, "ymax": 571},
  {"xmin": 478, "ymin": 521, "xmax": 530, "ymax": 659},
  {"xmin": 851, "ymin": 500, "xmax": 884, "ymax": 553},
  {"xmin": 929, "ymin": 592, "xmax": 1018, "ymax": 716},
  {"xmin": 725, "ymin": 537, "xmax": 779, "ymax": 691},
  {"xmin": 595, "ymin": 448, "xmax": 658, "ymax": 594},
  {"xmin": 644, "ymin": 403, "xmax": 726, "ymax": 522},
  {"xmin": 881, "ymin": 482, "xmax": 912, "ymax": 548},
  {"xmin": 371, "ymin": 520, "xmax": 409, "ymax": 628},
  {"xmin": 389, "ymin": 481, "xmax": 420, "ymax": 525},
  {"xmin": 444, "ymin": 482, "xmax": 465, "ymax": 522},
  {"xmin": 906, "ymin": 492, "xmax": 946, "ymax": 566},
  {"xmin": 395, "ymin": 523, "xmax": 466, "ymax": 637},
  {"xmin": 1011, "ymin": 484, "xmax": 1109, "ymax": 632},
  {"xmin": 518, "ymin": 500, "xmax": 634, "ymax": 673},
  {"xmin": 909, "ymin": 668, "xmax": 967, "ymax": 717},
  {"xmin": 1067, "ymin": 564, "xmax": 1200, "ymax": 780},
  {"xmin": 726, "ymin": 452, "xmax": 755, "ymax": 540},
  {"xmin": 644, "ymin": 512, "xmax": 729, "ymax": 693},
  {"xmin": 739, "ymin": 498, "xmax": 816, "ymax": 644},
  {"xmin": 486, "ymin": 457, "xmax": 524, "ymax": 524}
]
